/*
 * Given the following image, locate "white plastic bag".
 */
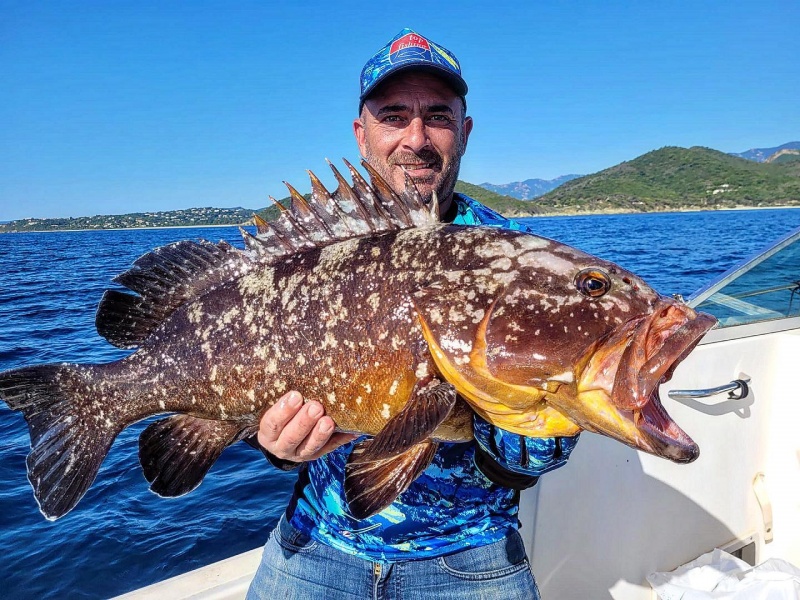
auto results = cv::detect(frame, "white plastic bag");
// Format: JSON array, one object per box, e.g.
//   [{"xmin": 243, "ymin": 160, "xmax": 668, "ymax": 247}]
[{"xmin": 647, "ymin": 548, "xmax": 800, "ymax": 599}]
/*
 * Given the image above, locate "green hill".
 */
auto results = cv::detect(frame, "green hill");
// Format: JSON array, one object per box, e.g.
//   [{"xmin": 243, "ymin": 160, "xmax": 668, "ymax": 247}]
[
  {"xmin": 256, "ymin": 181, "xmax": 537, "ymax": 223},
  {"xmin": 454, "ymin": 181, "xmax": 539, "ymax": 216},
  {"xmin": 6, "ymin": 146, "xmax": 799, "ymax": 232},
  {"xmin": 768, "ymin": 150, "xmax": 800, "ymax": 165},
  {"xmin": 533, "ymin": 146, "xmax": 800, "ymax": 214}
]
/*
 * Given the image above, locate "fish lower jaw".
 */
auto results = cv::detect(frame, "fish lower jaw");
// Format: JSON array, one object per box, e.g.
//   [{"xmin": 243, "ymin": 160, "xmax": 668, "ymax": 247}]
[
  {"xmin": 632, "ymin": 392, "xmax": 699, "ymax": 463},
  {"xmin": 567, "ymin": 388, "xmax": 698, "ymax": 464}
]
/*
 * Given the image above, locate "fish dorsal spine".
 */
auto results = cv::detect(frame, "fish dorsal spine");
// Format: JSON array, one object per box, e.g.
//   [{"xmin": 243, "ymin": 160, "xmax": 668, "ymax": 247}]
[
  {"xmin": 95, "ymin": 160, "xmax": 440, "ymax": 349},
  {"xmin": 241, "ymin": 159, "xmax": 439, "ymax": 260}
]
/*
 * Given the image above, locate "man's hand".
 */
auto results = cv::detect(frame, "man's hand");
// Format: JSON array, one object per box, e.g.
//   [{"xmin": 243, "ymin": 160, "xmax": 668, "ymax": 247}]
[{"xmin": 257, "ymin": 391, "xmax": 358, "ymax": 462}]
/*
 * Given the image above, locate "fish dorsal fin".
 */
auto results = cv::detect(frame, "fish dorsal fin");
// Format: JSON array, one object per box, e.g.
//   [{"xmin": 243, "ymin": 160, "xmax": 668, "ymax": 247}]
[
  {"xmin": 96, "ymin": 159, "xmax": 437, "ymax": 350},
  {"xmin": 239, "ymin": 159, "xmax": 439, "ymax": 261},
  {"xmin": 96, "ymin": 240, "xmax": 253, "ymax": 349}
]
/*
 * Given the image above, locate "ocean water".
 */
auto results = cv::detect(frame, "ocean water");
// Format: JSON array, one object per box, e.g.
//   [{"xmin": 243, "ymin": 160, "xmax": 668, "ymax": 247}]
[{"xmin": 1, "ymin": 209, "xmax": 799, "ymax": 599}]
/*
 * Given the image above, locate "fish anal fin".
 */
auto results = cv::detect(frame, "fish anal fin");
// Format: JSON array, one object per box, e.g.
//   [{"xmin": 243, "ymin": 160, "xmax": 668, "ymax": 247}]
[
  {"xmin": 353, "ymin": 379, "xmax": 456, "ymax": 463},
  {"xmin": 344, "ymin": 439, "xmax": 437, "ymax": 520},
  {"xmin": 139, "ymin": 415, "xmax": 249, "ymax": 497}
]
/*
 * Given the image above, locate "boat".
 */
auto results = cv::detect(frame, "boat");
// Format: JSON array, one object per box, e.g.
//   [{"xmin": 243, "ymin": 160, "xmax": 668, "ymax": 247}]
[{"xmin": 114, "ymin": 225, "xmax": 800, "ymax": 599}]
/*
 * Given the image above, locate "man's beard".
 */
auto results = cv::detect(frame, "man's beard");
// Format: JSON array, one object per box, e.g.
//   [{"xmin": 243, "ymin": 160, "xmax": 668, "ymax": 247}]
[{"xmin": 362, "ymin": 146, "xmax": 463, "ymax": 207}]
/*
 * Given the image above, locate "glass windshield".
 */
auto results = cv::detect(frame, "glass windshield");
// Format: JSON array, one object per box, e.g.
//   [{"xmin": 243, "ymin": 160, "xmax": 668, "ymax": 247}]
[{"xmin": 688, "ymin": 226, "xmax": 800, "ymax": 327}]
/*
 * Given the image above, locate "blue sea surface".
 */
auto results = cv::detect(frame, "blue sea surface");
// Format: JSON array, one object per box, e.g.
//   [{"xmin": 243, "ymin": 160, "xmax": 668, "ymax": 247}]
[{"xmin": 1, "ymin": 209, "xmax": 799, "ymax": 599}]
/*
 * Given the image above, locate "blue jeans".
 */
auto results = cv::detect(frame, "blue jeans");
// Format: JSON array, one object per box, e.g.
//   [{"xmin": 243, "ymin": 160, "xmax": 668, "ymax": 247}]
[{"xmin": 246, "ymin": 514, "xmax": 540, "ymax": 599}]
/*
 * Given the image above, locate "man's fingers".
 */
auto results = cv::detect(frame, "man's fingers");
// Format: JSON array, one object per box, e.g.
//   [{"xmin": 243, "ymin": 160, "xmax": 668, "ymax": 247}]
[
  {"xmin": 256, "ymin": 390, "xmax": 355, "ymax": 462},
  {"xmin": 294, "ymin": 420, "xmax": 358, "ymax": 461},
  {"xmin": 257, "ymin": 391, "xmax": 305, "ymax": 450},
  {"xmin": 274, "ymin": 401, "xmax": 327, "ymax": 454}
]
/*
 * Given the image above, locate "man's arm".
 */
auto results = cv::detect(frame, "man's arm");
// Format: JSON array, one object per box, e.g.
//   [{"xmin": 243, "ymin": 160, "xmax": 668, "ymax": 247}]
[
  {"xmin": 472, "ymin": 415, "xmax": 580, "ymax": 489},
  {"xmin": 246, "ymin": 391, "xmax": 357, "ymax": 469}
]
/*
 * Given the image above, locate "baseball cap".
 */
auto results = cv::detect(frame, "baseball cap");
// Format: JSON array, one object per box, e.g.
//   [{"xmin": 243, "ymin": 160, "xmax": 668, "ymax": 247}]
[{"xmin": 359, "ymin": 28, "xmax": 468, "ymax": 108}]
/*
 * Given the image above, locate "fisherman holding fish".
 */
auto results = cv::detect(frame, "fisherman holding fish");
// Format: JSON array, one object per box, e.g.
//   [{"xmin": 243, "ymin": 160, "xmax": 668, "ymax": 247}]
[
  {"xmin": 247, "ymin": 29, "xmax": 579, "ymax": 599},
  {"xmin": 0, "ymin": 26, "xmax": 714, "ymax": 600}
]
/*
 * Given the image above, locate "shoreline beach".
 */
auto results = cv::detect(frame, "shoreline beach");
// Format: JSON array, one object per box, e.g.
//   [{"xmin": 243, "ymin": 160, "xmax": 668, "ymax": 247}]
[{"xmin": 2, "ymin": 204, "xmax": 800, "ymax": 233}]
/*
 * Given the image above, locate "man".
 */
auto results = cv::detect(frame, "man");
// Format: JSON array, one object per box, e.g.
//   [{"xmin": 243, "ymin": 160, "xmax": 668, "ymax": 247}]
[{"xmin": 246, "ymin": 29, "xmax": 579, "ymax": 599}]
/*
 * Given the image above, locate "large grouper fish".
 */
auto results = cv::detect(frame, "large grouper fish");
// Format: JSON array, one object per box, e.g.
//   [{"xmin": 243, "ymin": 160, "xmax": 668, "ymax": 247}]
[{"xmin": 0, "ymin": 159, "xmax": 716, "ymax": 521}]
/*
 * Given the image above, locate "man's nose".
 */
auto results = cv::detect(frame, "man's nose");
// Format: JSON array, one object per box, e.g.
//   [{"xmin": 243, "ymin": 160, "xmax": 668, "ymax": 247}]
[{"xmin": 402, "ymin": 117, "xmax": 430, "ymax": 152}]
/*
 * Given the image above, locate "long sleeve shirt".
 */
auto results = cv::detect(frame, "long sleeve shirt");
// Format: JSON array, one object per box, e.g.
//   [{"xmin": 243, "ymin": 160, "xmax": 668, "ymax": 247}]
[{"xmin": 280, "ymin": 194, "xmax": 580, "ymax": 561}]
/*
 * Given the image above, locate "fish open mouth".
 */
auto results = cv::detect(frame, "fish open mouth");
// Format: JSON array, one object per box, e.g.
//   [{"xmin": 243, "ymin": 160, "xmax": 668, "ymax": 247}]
[
  {"xmin": 619, "ymin": 302, "xmax": 716, "ymax": 462},
  {"xmin": 633, "ymin": 380, "xmax": 700, "ymax": 463},
  {"xmin": 571, "ymin": 299, "xmax": 716, "ymax": 463}
]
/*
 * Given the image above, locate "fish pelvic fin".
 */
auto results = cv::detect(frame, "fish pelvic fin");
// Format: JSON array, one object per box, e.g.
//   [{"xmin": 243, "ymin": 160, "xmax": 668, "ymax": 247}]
[
  {"xmin": 0, "ymin": 364, "xmax": 122, "ymax": 521},
  {"xmin": 358, "ymin": 378, "xmax": 457, "ymax": 462},
  {"xmin": 342, "ymin": 379, "xmax": 454, "ymax": 519},
  {"xmin": 139, "ymin": 415, "xmax": 251, "ymax": 497},
  {"xmin": 344, "ymin": 439, "xmax": 438, "ymax": 520},
  {"xmin": 96, "ymin": 239, "xmax": 252, "ymax": 349}
]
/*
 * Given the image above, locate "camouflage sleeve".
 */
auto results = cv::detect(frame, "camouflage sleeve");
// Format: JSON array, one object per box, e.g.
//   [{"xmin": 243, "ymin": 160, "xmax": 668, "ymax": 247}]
[{"xmin": 472, "ymin": 414, "xmax": 579, "ymax": 489}]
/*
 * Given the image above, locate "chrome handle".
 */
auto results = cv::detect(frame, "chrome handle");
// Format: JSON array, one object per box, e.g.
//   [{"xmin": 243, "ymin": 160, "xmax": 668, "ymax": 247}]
[{"xmin": 667, "ymin": 374, "xmax": 751, "ymax": 401}]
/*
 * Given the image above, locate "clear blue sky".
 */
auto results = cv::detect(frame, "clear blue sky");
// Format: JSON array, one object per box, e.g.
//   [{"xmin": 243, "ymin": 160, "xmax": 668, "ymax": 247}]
[{"xmin": 1, "ymin": 1, "xmax": 797, "ymax": 220}]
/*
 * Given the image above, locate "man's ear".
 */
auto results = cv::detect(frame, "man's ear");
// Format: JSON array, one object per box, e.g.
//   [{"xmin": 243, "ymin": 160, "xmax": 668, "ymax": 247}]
[
  {"xmin": 353, "ymin": 116, "xmax": 367, "ymax": 157},
  {"xmin": 461, "ymin": 116, "xmax": 474, "ymax": 155}
]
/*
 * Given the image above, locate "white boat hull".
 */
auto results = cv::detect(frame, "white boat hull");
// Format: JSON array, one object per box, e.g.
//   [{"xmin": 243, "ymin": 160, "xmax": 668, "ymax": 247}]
[{"xmin": 522, "ymin": 320, "xmax": 800, "ymax": 598}]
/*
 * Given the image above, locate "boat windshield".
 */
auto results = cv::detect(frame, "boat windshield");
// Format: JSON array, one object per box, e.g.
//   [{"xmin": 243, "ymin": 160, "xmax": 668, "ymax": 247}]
[{"xmin": 688, "ymin": 226, "xmax": 800, "ymax": 328}]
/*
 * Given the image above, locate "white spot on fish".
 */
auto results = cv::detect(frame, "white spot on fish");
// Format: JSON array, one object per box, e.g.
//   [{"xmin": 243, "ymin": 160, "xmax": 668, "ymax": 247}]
[
  {"xmin": 518, "ymin": 251, "xmax": 575, "ymax": 275},
  {"xmin": 550, "ymin": 371, "xmax": 574, "ymax": 383},
  {"xmin": 442, "ymin": 337, "xmax": 472, "ymax": 354},
  {"xmin": 491, "ymin": 257, "xmax": 512, "ymax": 271},
  {"xmin": 366, "ymin": 292, "xmax": 381, "ymax": 310},
  {"xmin": 381, "ymin": 404, "xmax": 391, "ymax": 419}
]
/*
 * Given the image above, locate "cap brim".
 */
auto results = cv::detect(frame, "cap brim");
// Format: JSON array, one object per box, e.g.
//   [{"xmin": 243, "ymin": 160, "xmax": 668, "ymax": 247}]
[{"xmin": 360, "ymin": 63, "xmax": 468, "ymax": 102}]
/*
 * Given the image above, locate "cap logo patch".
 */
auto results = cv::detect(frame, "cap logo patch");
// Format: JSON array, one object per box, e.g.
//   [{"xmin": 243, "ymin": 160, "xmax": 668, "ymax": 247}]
[{"xmin": 389, "ymin": 33, "xmax": 432, "ymax": 64}]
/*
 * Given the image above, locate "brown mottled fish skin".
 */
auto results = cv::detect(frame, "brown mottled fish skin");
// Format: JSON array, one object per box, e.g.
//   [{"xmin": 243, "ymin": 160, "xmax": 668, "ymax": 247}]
[
  {"xmin": 0, "ymin": 161, "xmax": 716, "ymax": 521},
  {"xmin": 119, "ymin": 227, "xmax": 485, "ymax": 438}
]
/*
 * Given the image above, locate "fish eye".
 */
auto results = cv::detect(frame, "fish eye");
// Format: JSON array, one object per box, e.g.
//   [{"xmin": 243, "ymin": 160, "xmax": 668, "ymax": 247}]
[{"xmin": 575, "ymin": 269, "xmax": 611, "ymax": 298}]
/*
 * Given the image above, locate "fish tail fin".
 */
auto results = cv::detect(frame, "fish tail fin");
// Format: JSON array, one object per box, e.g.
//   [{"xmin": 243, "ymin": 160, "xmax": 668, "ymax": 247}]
[{"xmin": 0, "ymin": 364, "xmax": 122, "ymax": 520}]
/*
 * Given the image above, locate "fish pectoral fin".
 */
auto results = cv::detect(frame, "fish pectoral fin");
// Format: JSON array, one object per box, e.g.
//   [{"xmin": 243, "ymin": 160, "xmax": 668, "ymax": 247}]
[
  {"xmin": 354, "ymin": 379, "xmax": 456, "ymax": 463},
  {"xmin": 344, "ymin": 439, "xmax": 437, "ymax": 520},
  {"xmin": 139, "ymin": 415, "xmax": 250, "ymax": 497}
]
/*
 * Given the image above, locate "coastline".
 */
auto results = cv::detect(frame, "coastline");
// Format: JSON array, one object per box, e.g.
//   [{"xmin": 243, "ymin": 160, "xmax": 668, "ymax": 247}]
[
  {"xmin": 0, "ymin": 223, "xmax": 251, "ymax": 234},
  {"xmin": 511, "ymin": 203, "xmax": 800, "ymax": 219},
  {"xmin": 3, "ymin": 204, "xmax": 800, "ymax": 233}
]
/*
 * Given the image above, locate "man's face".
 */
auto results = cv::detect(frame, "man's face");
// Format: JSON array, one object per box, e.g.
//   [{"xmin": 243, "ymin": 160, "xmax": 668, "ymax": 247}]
[{"xmin": 353, "ymin": 71, "xmax": 473, "ymax": 213}]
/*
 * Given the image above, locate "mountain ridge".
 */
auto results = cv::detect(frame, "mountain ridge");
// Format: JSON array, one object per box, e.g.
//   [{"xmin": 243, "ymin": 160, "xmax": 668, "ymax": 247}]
[
  {"xmin": 478, "ymin": 174, "xmax": 583, "ymax": 200},
  {"xmin": 531, "ymin": 145, "xmax": 800, "ymax": 214},
  {"xmin": 729, "ymin": 141, "xmax": 800, "ymax": 163},
  {"xmin": 3, "ymin": 142, "xmax": 799, "ymax": 231}
]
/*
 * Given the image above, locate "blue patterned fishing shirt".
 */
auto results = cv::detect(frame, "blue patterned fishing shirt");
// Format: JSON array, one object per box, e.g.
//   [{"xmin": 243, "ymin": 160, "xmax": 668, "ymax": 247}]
[{"xmin": 285, "ymin": 194, "xmax": 580, "ymax": 561}]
